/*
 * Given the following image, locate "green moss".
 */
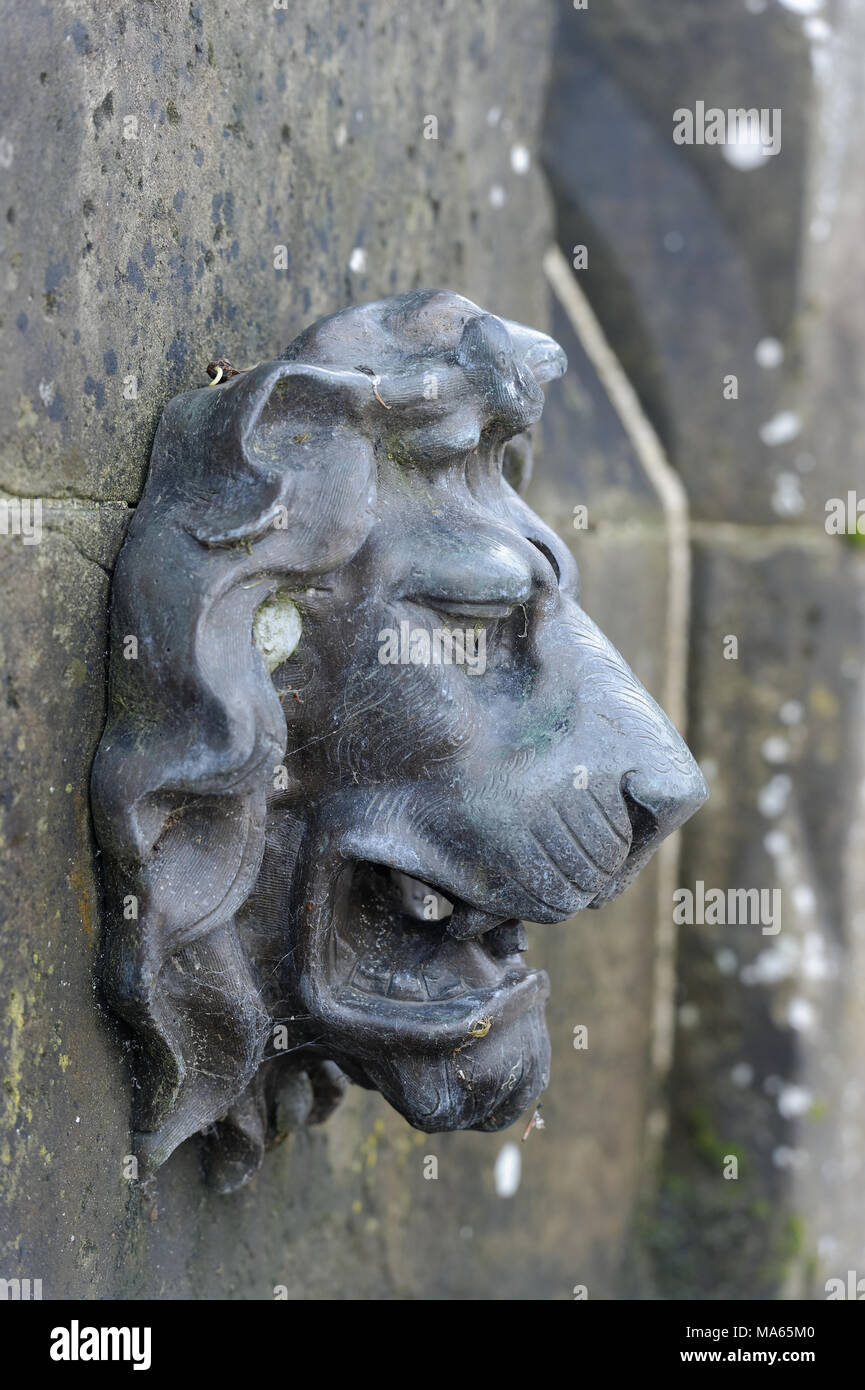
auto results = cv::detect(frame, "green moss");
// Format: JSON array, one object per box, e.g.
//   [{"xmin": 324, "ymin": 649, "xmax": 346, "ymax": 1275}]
[
  {"xmin": 687, "ymin": 1105, "xmax": 745, "ymax": 1168},
  {"xmin": 385, "ymin": 434, "xmax": 418, "ymax": 467}
]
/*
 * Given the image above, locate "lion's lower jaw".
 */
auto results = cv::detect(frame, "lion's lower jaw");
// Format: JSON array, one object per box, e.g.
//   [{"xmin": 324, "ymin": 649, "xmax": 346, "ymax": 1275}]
[{"xmin": 357, "ymin": 1003, "xmax": 551, "ymax": 1135}]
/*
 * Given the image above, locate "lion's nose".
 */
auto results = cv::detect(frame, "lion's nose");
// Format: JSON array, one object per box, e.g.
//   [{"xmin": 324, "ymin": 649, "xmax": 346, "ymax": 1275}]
[{"xmin": 621, "ymin": 752, "xmax": 708, "ymax": 851}]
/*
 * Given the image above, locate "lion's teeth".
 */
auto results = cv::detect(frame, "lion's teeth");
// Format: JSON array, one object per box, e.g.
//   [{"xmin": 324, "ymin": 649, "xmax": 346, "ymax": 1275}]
[
  {"xmin": 387, "ymin": 969, "xmax": 428, "ymax": 1001},
  {"xmin": 421, "ymin": 965, "xmax": 466, "ymax": 1000},
  {"xmin": 447, "ymin": 905, "xmax": 505, "ymax": 940},
  {"xmin": 353, "ymin": 956, "xmax": 392, "ymax": 993}
]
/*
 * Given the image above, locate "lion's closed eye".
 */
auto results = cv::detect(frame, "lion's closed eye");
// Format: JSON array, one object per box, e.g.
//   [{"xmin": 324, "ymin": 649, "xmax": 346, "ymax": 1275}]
[{"xmin": 425, "ymin": 598, "xmax": 518, "ymax": 620}]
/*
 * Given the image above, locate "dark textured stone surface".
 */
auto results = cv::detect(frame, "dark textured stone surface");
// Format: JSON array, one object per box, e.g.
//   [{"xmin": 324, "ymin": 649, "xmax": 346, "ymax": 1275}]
[
  {"xmin": 0, "ymin": 0, "xmax": 555, "ymax": 501},
  {"xmin": 542, "ymin": 0, "xmax": 813, "ymax": 524},
  {"xmin": 539, "ymin": 0, "xmax": 865, "ymax": 1302},
  {"xmin": 654, "ymin": 533, "xmax": 865, "ymax": 1299},
  {"xmin": 0, "ymin": 519, "xmax": 132, "ymax": 1298}
]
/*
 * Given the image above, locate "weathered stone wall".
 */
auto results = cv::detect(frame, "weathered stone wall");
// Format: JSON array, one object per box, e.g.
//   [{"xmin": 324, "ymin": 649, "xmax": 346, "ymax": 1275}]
[
  {"xmin": 544, "ymin": 0, "xmax": 865, "ymax": 1298},
  {"xmin": 1, "ymin": 0, "xmax": 671, "ymax": 1301},
  {"xmin": 3, "ymin": 0, "xmax": 861, "ymax": 1302}
]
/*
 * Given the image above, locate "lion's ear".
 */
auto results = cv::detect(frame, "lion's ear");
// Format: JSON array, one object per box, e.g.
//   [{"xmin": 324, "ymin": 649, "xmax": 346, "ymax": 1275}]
[{"xmin": 172, "ymin": 361, "xmax": 375, "ymax": 556}]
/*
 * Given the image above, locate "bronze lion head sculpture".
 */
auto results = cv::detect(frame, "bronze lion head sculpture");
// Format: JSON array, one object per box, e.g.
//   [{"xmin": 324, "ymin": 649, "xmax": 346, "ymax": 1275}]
[{"xmin": 91, "ymin": 289, "xmax": 707, "ymax": 1191}]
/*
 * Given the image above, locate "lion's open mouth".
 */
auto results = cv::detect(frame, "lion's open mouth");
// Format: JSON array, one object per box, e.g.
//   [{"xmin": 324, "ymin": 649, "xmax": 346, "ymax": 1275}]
[{"xmin": 328, "ymin": 860, "xmax": 547, "ymax": 1040}]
